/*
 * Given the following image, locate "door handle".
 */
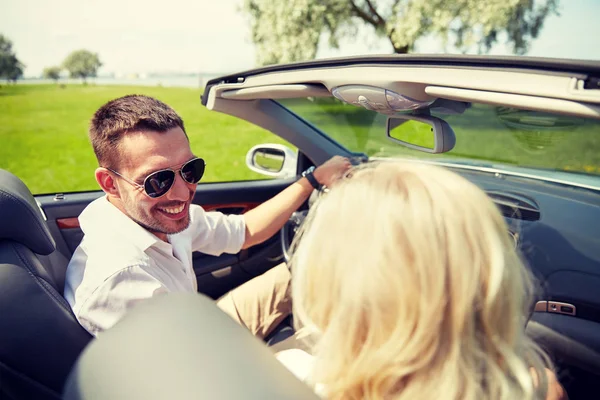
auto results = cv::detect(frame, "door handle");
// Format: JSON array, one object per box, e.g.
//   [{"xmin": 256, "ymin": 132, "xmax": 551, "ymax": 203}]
[{"xmin": 535, "ymin": 301, "xmax": 577, "ymax": 316}]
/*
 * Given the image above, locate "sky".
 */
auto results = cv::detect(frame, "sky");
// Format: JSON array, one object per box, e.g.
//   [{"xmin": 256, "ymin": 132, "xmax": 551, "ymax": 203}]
[{"xmin": 1, "ymin": 0, "xmax": 599, "ymax": 77}]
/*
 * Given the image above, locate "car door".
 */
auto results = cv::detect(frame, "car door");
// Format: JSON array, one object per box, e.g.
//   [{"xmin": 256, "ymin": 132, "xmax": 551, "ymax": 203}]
[{"xmin": 35, "ymin": 176, "xmax": 295, "ymax": 300}]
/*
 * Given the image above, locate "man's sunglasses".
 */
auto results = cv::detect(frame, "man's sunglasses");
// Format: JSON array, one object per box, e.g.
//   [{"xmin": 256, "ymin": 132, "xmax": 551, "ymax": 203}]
[{"xmin": 107, "ymin": 157, "xmax": 206, "ymax": 198}]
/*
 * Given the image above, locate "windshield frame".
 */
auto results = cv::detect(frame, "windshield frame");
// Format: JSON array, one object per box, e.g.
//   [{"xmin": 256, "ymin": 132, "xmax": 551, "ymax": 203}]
[{"xmin": 276, "ymin": 98, "xmax": 600, "ymax": 192}]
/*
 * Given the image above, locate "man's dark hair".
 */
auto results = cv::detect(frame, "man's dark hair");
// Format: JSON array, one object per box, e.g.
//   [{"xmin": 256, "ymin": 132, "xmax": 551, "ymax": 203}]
[{"xmin": 89, "ymin": 94, "xmax": 187, "ymax": 169}]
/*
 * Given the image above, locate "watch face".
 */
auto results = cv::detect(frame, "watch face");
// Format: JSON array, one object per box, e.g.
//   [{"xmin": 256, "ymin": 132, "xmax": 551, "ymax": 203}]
[{"xmin": 303, "ymin": 166, "xmax": 315, "ymax": 176}]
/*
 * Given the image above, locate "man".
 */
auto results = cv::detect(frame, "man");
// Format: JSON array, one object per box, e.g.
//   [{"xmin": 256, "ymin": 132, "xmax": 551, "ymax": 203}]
[{"xmin": 64, "ymin": 94, "xmax": 350, "ymax": 338}]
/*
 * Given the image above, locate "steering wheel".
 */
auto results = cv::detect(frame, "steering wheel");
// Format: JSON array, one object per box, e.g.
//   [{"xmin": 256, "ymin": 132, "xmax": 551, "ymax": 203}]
[
  {"xmin": 280, "ymin": 210, "xmax": 308, "ymax": 264},
  {"xmin": 281, "ymin": 156, "xmax": 366, "ymax": 264},
  {"xmin": 280, "ymin": 190, "xmax": 320, "ymax": 264}
]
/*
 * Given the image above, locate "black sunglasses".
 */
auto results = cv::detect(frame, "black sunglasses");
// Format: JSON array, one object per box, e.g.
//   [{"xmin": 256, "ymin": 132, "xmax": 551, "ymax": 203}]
[{"xmin": 107, "ymin": 157, "xmax": 206, "ymax": 198}]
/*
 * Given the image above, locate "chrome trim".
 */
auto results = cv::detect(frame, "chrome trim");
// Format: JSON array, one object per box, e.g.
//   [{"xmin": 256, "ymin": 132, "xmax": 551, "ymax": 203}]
[
  {"xmin": 508, "ymin": 231, "xmax": 519, "ymax": 248},
  {"xmin": 211, "ymin": 266, "xmax": 232, "ymax": 278},
  {"xmin": 370, "ymin": 157, "xmax": 600, "ymax": 192},
  {"xmin": 35, "ymin": 200, "xmax": 48, "ymax": 221}
]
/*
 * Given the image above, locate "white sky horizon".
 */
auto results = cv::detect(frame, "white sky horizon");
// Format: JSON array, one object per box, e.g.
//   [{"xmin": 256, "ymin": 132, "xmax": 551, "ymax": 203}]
[{"xmin": 2, "ymin": 0, "xmax": 599, "ymax": 77}]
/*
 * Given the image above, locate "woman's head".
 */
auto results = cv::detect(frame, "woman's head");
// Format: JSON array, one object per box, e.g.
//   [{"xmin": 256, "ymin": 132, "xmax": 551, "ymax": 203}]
[{"xmin": 291, "ymin": 161, "xmax": 549, "ymax": 400}]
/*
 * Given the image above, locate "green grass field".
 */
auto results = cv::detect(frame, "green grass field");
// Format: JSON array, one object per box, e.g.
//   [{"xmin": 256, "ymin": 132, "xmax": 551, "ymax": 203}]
[
  {"xmin": 1, "ymin": 84, "xmax": 599, "ymax": 195},
  {"xmin": 281, "ymin": 98, "xmax": 600, "ymax": 176},
  {"xmin": 0, "ymin": 84, "xmax": 292, "ymax": 194}
]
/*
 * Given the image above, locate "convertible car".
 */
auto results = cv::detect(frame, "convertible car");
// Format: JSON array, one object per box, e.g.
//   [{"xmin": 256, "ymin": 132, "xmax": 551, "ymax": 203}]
[{"xmin": 1, "ymin": 55, "xmax": 599, "ymax": 399}]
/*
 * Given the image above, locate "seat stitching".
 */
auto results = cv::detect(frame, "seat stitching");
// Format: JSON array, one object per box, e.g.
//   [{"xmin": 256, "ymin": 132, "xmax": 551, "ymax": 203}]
[{"xmin": 10, "ymin": 244, "xmax": 71, "ymax": 311}]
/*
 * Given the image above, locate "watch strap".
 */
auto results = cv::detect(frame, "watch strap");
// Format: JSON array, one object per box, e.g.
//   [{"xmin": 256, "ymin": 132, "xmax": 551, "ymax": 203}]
[{"xmin": 302, "ymin": 168, "xmax": 321, "ymax": 190}]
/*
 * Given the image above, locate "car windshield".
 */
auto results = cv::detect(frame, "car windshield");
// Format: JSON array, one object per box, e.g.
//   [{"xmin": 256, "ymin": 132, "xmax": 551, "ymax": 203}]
[{"xmin": 279, "ymin": 98, "xmax": 600, "ymax": 189}]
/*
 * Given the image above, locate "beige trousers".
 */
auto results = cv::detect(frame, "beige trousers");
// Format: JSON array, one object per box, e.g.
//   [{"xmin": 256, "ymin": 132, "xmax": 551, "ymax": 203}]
[{"xmin": 216, "ymin": 263, "xmax": 292, "ymax": 340}]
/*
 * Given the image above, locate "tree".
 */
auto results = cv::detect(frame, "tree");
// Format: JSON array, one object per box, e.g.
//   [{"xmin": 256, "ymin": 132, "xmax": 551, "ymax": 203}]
[
  {"xmin": 62, "ymin": 49, "xmax": 102, "ymax": 83},
  {"xmin": 241, "ymin": 0, "xmax": 559, "ymax": 66},
  {"xmin": 0, "ymin": 34, "xmax": 25, "ymax": 83},
  {"xmin": 43, "ymin": 66, "xmax": 62, "ymax": 83}
]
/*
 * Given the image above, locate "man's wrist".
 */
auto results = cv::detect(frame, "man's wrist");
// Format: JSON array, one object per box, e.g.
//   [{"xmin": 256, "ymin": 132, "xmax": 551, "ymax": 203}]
[
  {"xmin": 302, "ymin": 166, "xmax": 321, "ymax": 190},
  {"xmin": 313, "ymin": 166, "xmax": 325, "ymax": 185},
  {"xmin": 297, "ymin": 176, "xmax": 315, "ymax": 193}
]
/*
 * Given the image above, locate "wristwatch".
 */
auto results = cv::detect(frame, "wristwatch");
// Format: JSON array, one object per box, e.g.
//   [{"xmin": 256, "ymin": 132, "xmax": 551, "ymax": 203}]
[{"xmin": 301, "ymin": 166, "xmax": 321, "ymax": 190}]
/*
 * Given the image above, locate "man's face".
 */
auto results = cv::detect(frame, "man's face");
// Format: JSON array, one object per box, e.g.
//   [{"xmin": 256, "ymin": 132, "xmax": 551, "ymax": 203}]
[{"xmin": 112, "ymin": 127, "xmax": 197, "ymax": 238}]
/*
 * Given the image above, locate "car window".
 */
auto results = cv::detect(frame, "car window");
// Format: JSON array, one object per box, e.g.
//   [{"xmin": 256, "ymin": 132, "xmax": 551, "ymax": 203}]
[
  {"xmin": 279, "ymin": 97, "xmax": 600, "ymax": 187},
  {"xmin": 0, "ymin": 85, "xmax": 294, "ymax": 195}
]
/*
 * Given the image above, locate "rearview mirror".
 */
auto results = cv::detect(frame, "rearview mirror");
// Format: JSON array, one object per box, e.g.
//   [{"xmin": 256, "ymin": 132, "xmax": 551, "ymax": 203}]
[
  {"xmin": 245, "ymin": 144, "xmax": 298, "ymax": 178},
  {"xmin": 387, "ymin": 114, "xmax": 456, "ymax": 153}
]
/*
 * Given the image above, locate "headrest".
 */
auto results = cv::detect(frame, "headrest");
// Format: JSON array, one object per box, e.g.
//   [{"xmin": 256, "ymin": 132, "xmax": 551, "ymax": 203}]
[
  {"xmin": 0, "ymin": 169, "xmax": 55, "ymax": 255},
  {"xmin": 64, "ymin": 293, "xmax": 319, "ymax": 400}
]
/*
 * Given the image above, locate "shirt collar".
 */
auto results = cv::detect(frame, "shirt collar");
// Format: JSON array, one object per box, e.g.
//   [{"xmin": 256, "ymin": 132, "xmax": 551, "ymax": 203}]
[{"xmin": 78, "ymin": 196, "xmax": 161, "ymax": 252}]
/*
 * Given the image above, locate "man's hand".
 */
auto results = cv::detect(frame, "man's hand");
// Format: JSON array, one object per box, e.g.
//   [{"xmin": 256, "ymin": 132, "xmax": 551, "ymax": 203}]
[
  {"xmin": 313, "ymin": 156, "xmax": 352, "ymax": 188},
  {"xmin": 242, "ymin": 156, "xmax": 352, "ymax": 249}
]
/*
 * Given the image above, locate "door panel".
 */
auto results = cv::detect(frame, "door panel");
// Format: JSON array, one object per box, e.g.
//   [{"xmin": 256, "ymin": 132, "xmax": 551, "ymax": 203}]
[
  {"xmin": 38, "ymin": 192, "xmax": 103, "ymax": 257},
  {"xmin": 191, "ymin": 179, "xmax": 294, "ymax": 298},
  {"xmin": 36, "ymin": 178, "xmax": 296, "ymax": 299},
  {"xmin": 453, "ymin": 168, "xmax": 600, "ymax": 398},
  {"xmin": 452, "ymin": 168, "xmax": 600, "ymax": 392}
]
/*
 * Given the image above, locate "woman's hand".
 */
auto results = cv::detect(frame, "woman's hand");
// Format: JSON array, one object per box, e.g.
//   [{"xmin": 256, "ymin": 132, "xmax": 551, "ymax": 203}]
[{"xmin": 531, "ymin": 368, "xmax": 568, "ymax": 400}]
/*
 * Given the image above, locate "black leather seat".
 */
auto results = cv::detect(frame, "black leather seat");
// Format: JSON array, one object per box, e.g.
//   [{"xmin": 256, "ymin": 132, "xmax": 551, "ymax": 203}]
[{"xmin": 0, "ymin": 169, "xmax": 92, "ymax": 399}]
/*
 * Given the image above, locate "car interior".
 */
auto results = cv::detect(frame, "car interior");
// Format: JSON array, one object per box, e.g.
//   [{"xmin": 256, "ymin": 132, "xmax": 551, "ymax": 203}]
[
  {"xmin": 63, "ymin": 293, "xmax": 320, "ymax": 400},
  {"xmin": 1, "ymin": 55, "xmax": 600, "ymax": 399}
]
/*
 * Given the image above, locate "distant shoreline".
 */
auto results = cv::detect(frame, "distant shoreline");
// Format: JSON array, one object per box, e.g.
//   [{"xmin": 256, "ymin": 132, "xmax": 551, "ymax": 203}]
[{"xmin": 13, "ymin": 74, "xmax": 220, "ymax": 88}]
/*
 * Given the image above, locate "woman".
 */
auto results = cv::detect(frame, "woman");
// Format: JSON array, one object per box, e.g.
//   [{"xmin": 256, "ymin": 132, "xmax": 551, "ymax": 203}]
[{"xmin": 282, "ymin": 161, "xmax": 565, "ymax": 400}]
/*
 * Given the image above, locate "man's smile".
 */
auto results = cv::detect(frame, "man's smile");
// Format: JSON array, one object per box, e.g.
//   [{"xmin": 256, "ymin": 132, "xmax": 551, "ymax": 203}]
[
  {"xmin": 155, "ymin": 202, "xmax": 188, "ymax": 220},
  {"xmin": 158, "ymin": 204, "xmax": 185, "ymax": 214}
]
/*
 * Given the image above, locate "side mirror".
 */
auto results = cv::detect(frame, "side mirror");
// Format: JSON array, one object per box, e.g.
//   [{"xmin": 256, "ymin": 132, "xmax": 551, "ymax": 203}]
[
  {"xmin": 245, "ymin": 144, "xmax": 298, "ymax": 178},
  {"xmin": 387, "ymin": 114, "xmax": 456, "ymax": 153}
]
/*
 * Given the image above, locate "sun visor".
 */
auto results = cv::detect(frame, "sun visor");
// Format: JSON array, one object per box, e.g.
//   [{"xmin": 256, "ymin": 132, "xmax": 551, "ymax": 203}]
[{"xmin": 220, "ymin": 84, "xmax": 331, "ymax": 100}]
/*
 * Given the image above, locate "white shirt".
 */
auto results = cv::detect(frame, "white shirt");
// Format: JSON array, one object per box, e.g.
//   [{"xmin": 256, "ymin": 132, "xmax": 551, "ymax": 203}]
[{"xmin": 64, "ymin": 196, "xmax": 246, "ymax": 336}]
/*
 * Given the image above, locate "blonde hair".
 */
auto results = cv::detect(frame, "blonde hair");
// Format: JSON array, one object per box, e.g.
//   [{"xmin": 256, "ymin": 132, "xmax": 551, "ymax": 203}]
[{"xmin": 290, "ymin": 161, "xmax": 551, "ymax": 400}]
